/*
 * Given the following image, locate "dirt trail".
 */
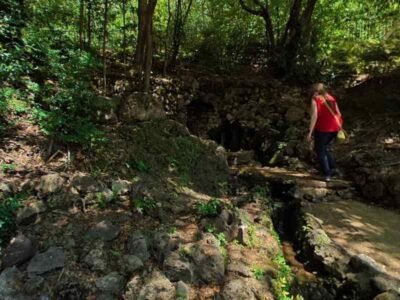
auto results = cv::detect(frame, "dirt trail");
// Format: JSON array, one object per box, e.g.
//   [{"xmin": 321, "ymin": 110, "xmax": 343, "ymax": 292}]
[
  {"xmin": 238, "ymin": 166, "xmax": 400, "ymax": 280},
  {"xmin": 305, "ymin": 199, "xmax": 400, "ymax": 278}
]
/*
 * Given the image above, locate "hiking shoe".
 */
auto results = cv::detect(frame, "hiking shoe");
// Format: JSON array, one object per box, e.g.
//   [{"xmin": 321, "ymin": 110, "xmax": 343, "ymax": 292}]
[{"xmin": 324, "ymin": 176, "xmax": 331, "ymax": 182}]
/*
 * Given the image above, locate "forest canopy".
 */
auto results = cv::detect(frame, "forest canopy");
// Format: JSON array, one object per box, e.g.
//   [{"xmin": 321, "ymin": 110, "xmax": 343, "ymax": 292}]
[{"xmin": 1, "ymin": 0, "xmax": 399, "ymax": 144}]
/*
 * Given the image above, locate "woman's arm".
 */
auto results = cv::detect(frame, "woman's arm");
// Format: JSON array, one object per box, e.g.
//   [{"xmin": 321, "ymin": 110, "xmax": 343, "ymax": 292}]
[{"xmin": 307, "ymin": 100, "xmax": 318, "ymax": 142}]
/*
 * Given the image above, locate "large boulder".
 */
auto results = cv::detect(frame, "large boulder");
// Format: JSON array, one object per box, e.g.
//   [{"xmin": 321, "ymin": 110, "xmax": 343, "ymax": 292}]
[
  {"xmin": 27, "ymin": 247, "xmax": 65, "ymax": 275},
  {"xmin": 137, "ymin": 271, "xmax": 176, "ymax": 300},
  {"xmin": 121, "ymin": 93, "xmax": 166, "ymax": 122},
  {"xmin": 190, "ymin": 233, "xmax": 225, "ymax": 284},
  {"xmin": 86, "ymin": 220, "xmax": 120, "ymax": 242},
  {"xmin": 127, "ymin": 232, "xmax": 150, "ymax": 262},
  {"xmin": 1, "ymin": 233, "xmax": 35, "ymax": 268},
  {"xmin": 0, "ymin": 267, "xmax": 29, "ymax": 300},
  {"xmin": 36, "ymin": 174, "xmax": 65, "ymax": 196},
  {"xmin": 95, "ymin": 272, "xmax": 125, "ymax": 296}
]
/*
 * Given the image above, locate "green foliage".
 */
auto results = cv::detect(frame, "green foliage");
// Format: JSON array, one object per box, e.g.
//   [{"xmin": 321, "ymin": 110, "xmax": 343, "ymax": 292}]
[
  {"xmin": 167, "ymin": 226, "xmax": 177, "ymax": 235},
  {"xmin": 269, "ymin": 227, "xmax": 303, "ymax": 300},
  {"xmin": 216, "ymin": 232, "xmax": 227, "ymax": 247},
  {"xmin": 96, "ymin": 190, "xmax": 118, "ymax": 209},
  {"xmin": 205, "ymin": 224, "xmax": 216, "ymax": 233},
  {"xmin": 197, "ymin": 198, "xmax": 222, "ymax": 217},
  {"xmin": 170, "ymin": 136, "xmax": 204, "ymax": 185},
  {"xmin": 134, "ymin": 195, "xmax": 157, "ymax": 215},
  {"xmin": 0, "ymin": 163, "xmax": 16, "ymax": 172},
  {"xmin": 251, "ymin": 266, "xmax": 266, "ymax": 280},
  {"xmin": 30, "ymin": 49, "xmax": 105, "ymax": 147},
  {"xmin": 0, "ymin": 194, "xmax": 23, "ymax": 245},
  {"xmin": 129, "ymin": 159, "xmax": 150, "ymax": 173},
  {"xmin": 246, "ymin": 223, "xmax": 260, "ymax": 248}
]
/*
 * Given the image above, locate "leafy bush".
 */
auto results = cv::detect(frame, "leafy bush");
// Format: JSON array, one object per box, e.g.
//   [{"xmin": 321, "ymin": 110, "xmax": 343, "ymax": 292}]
[
  {"xmin": 129, "ymin": 159, "xmax": 150, "ymax": 173},
  {"xmin": 251, "ymin": 266, "xmax": 266, "ymax": 280},
  {"xmin": 31, "ymin": 49, "xmax": 105, "ymax": 147},
  {"xmin": 134, "ymin": 195, "xmax": 157, "ymax": 215},
  {"xmin": 0, "ymin": 195, "xmax": 23, "ymax": 245},
  {"xmin": 197, "ymin": 198, "xmax": 222, "ymax": 217}
]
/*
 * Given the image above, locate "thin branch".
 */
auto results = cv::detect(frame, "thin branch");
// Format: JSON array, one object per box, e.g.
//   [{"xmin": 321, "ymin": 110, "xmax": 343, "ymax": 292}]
[{"xmin": 238, "ymin": 0, "xmax": 263, "ymax": 16}]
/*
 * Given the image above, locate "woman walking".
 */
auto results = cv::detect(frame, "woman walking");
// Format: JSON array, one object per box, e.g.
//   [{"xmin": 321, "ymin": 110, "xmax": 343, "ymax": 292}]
[{"xmin": 307, "ymin": 83, "xmax": 343, "ymax": 181}]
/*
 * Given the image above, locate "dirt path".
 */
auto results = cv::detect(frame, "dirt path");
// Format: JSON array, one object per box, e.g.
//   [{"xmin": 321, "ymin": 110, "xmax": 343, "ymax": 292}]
[
  {"xmin": 238, "ymin": 166, "xmax": 400, "ymax": 279},
  {"xmin": 305, "ymin": 199, "xmax": 400, "ymax": 278}
]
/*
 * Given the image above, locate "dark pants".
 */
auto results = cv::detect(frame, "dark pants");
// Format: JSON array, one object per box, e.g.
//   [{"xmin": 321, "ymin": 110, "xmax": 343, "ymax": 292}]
[{"xmin": 314, "ymin": 131, "xmax": 338, "ymax": 177}]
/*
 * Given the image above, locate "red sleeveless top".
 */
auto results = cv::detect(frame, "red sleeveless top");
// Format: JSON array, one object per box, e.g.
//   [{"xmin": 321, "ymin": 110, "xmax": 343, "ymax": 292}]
[{"xmin": 314, "ymin": 94, "xmax": 342, "ymax": 132}]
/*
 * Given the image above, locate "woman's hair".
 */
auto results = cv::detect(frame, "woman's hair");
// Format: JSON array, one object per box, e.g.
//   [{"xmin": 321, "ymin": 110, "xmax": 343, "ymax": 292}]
[
  {"xmin": 310, "ymin": 83, "xmax": 328, "ymax": 97},
  {"xmin": 310, "ymin": 83, "xmax": 335, "ymax": 110}
]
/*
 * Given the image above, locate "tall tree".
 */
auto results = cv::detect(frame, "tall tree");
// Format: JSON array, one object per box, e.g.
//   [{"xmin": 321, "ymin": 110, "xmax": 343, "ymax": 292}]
[
  {"xmin": 239, "ymin": 0, "xmax": 318, "ymax": 74},
  {"xmin": 169, "ymin": 0, "xmax": 193, "ymax": 69},
  {"xmin": 102, "ymin": 0, "xmax": 109, "ymax": 93},
  {"xmin": 79, "ymin": 0, "xmax": 85, "ymax": 50},
  {"xmin": 87, "ymin": 0, "xmax": 93, "ymax": 49},
  {"xmin": 135, "ymin": 0, "xmax": 158, "ymax": 94}
]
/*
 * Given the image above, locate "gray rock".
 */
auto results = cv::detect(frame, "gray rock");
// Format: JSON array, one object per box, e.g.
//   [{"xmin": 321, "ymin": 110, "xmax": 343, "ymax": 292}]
[
  {"xmin": 96, "ymin": 272, "xmax": 125, "ymax": 295},
  {"xmin": 86, "ymin": 221, "xmax": 120, "ymax": 242},
  {"xmin": 222, "ymin": 278, "xmax": 257, "ymax": 300},
  {"xmin": 101, "ymin": 188, "xmax": 115, "ymax": 202},
  {"xmin": 190, "ymin": 233, "xmax": 225, "ymax": 284},
  {"xmin": 373, "ymin": 291, "xmax": 400, "ymax": 300},
  {"xmin": 27, "ymin": 247, "xmax": 65, "ymax": 275},
  {"xmin": 214, "ymin": 209, "xmax": 239, "ymax": 241},
  {"xmin": 36, "ymin": 174, "xmax": 65, "ymax": 195},
  {"xmin": 96, "ymin": 294, "xmax": 117, "ymax": 300},
  {"xmin": 16, "ymin": 200, "xmax": 47, "ymax": 225},
  {"xmin": 124, "ymin": 275, "xmax": 143, "ymax": 299},
  {"xmin": 111, "ymin": 180, "xmax": 131, "ymax": 195},
  {"xmin": 151, "ymin": 231, "xmax": 177, "ymax": 263},
  {"xmin": 0, "ymin": 183, "xmax": 13, "ymax": 195},
  {"xmin": 371, "ymin": 275, "xmax": 400, "ymax": 293},
  {"xmin": 226, "ymin": 262, "xmax": 252, "ymax": 277},
  {"xmin": 71, "ymin": 174, "xmax": 102, "ymax": 193},
  {"xmin": 24, "ymin": 275, "xmax": 44, "ymax": 293},
  {"xmin": 120, "ymin": 255, "xmax": 143, "ymax": 274},
  {"xmin": 350, "ymin": 254, "xmax": 386, "ymax": 274},
  {"xmin": 83, "ymin": 241, "xmax": 107, "ymax": 271},
  {"xmin": 127, "ymin": 232, "xmax": 150, "ymax": 262},
  {"xmin": 222, "ymin": 278, "xmax": 274, "ymax": 300},
  {"xmin": 0, "ymin": 267, "xmax": 29, "ymax": 300},
  {"xmin": 137, "ymin": 271, "xmax": 175, "ymax": 300},
  {"xmin": 1, "ymin": 233, "xmax": 35, "ymax": 268},
  {"xmin": 164, "ymin": 251, "xmax": 194, "ymax": 283},
  {"xmin": 176, "ymin": 281, "xmax": 189, "ymax": 300}
]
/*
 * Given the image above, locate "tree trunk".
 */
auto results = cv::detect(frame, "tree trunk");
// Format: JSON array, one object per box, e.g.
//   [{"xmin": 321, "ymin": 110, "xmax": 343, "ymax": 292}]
[
  {"xmin": 79, "ymin": 0, "xmax": 85, "ymax": 50},
  {"xmin": 102, "ymin": 0, "xmax": 109, "ymax": 93},
  {"xmin": 238, "ymin": 0, "xmax": 318, "ymax": 75},
  {"xmin": 143, "ymin": 0, "xmax": 157, "ymax": 94},
  {"xmin": 135, "ymin": 0, "xmax": 147, "ymax": 73},
  {"xmin": 87, "ymin": 0, "xmax": 92, "ymax": 49},
  {"xmin": 169, "ymin": 0, "xmax": 193, "ymax": 70},
  {"xmin": 163, "ymin": 0, "xmax": 172, "ymax": 75},
  {"xmin": 135, "ymin": 0, "xmax": 157, "ymax": 92},
  {"xmin": 122, "ymin": 0, "xmax": 127, "ymax": 76}
]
